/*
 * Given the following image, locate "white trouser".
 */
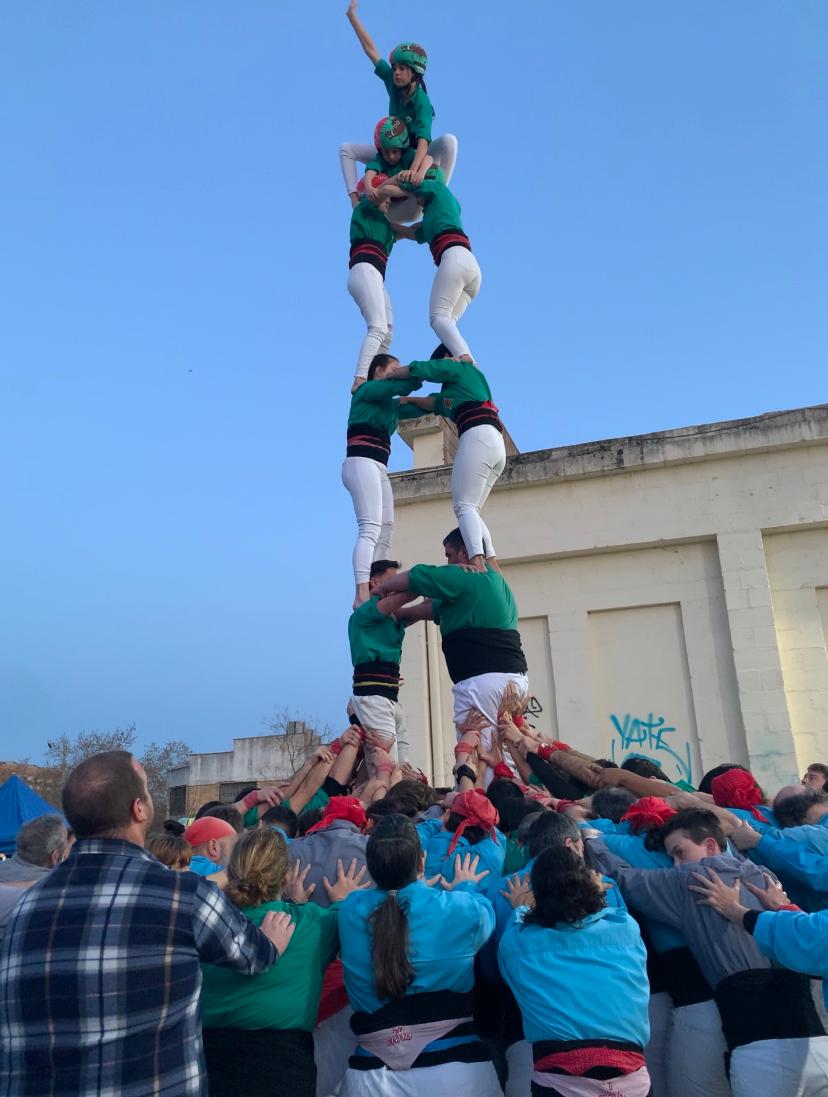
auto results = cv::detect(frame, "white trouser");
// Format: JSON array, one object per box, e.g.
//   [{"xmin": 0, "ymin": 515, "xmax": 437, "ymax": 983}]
[
  {"xmin": 669, "ymin": 999, "xmax": 731, "ymax": 1097},
  {"xmin": 452, "ymin": 424, "xmax": 506, "ymax": 559},
  {"xmin": 341, "ymin": 457, "xmax": 393, "ymax": 585},
  {"xmin": 730, "ymin": 1035, "xmax": 828, "ymax": 1097},
  {"xmin": 347, "ymin": 263, "xmax": 393, "ymax": 379},
  {"xmin": 504, "ymin": 1039, "xmax": 532, "ymax": 1097},
  {"xmin": 454, "ymin": 672, "xmax": 529, "ymax": 782},
  {"xmin": 350, "ymin": 694, "xmax": 409, "ymax": 763},
  {"xmin": 429, "ymin": 246, "xmax": 482, "ymax": 359},
  {"xmin": 336, "ymin": 1058, "xmax": 502, "ymax": 1097},
  {"xmin": 339, "ymin": 134, "xmax": 459, "ymax": 195},
  {"xmin": 315, "ymin": 1005, "xmax": 355, "ymax": 1097},
  {"xmin": 645, "ymin": 992, "xmax": 673, "ymax": 1097}
]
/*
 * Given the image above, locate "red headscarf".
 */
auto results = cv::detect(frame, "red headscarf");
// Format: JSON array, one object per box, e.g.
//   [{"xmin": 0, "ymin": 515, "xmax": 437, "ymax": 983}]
[
  {"xmin": 621, "ymin": 796, "xmax": 677, "ymax": 833},
  {"xmin": 306, "ymin": 796, "xmax": 367, "ymax": 835},
  {"xmin": 447, "ymin": 789, "xmax": 500, "ymax": 854},
  {"xmin": 711, "ymin": 769, "xmax": 766, "ymax": 821},
  {"xmin": 493, "ymin": 762, "xmax": 514, "ymax": 781}
]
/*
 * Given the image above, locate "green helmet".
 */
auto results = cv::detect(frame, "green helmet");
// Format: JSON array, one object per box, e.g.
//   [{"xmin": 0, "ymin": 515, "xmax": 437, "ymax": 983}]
[
  {"xmin": 389, "ymin": 42, "xmax": 428, "ymax": 76},
  {"xmin": 374, "ymin": 116, "xmax": 409, "ymax": 151}
]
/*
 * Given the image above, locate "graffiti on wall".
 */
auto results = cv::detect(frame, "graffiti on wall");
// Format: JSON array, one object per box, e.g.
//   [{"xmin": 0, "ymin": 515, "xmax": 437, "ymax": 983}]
[{"xmin": 609, "ymin": 712, "xmax": 693, "ymax": 785}]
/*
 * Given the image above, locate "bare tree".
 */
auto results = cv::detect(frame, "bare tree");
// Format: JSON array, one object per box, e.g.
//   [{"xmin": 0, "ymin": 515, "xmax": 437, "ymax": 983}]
[
  {"xmin": 261, "ymin": 707, "xmax": 333, "ymax": 780},
  {"xmin": 141, "ymin": 740, "xmax": 191, "ymax": 822}
]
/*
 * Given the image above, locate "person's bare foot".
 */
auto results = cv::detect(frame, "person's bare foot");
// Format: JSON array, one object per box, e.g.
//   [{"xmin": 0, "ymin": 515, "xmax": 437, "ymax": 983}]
[
  {"xmin": 349, "ymin": 192, "xmax": 360, "ymax": 209},
  {"xmin": 486, "ymin": 556, "xmax": 502, "ymax": 573},
  {"xmin": 469, "ymin": 554, "xmax": 487, "ymax": 573},
  {"xmin": 351, "ymin": 376, "xmax": 366, "ymax": 394},
  {"xmin": 353, "ymin": 582, "xmax": 370, "ymax": 609}
]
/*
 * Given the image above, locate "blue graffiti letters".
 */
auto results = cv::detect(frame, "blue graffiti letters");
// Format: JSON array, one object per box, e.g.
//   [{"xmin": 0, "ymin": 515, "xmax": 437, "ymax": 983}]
[{"xmin": 609, "ymin": 713, "xmax": 693, "ymax": 784}]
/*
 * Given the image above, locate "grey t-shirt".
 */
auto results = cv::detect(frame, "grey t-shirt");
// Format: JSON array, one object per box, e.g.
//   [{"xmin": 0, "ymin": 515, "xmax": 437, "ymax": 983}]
[{"xmin": 288, "ymin": 820, "xmax": 370, "ymax": 909}]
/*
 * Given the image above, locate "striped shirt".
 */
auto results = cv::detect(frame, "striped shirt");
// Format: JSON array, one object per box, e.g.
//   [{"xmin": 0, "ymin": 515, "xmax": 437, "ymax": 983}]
[{"xmin": 0, "ymin": 838, "xmax": 277, "ymax": 1096}]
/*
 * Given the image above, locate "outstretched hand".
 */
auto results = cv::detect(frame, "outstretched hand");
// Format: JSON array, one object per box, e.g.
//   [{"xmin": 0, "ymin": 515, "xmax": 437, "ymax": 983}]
[
  {"xmin": 443, "ymin": 852, "xmax": 489, "ymax": 890},
  {"xmin": 500, "ymin": 874, "xmax": 533, "ymax": 909},
  {"xmin": 688, "ymin": 868, "xmax": 747, "ymax": 922},
  {"xmin": 283, "ymin": 859, "xmax": 316, "ymax": 905},
  {"xmin": 323, "ymin": 858, "xmax": 372, "ymax": 902}
]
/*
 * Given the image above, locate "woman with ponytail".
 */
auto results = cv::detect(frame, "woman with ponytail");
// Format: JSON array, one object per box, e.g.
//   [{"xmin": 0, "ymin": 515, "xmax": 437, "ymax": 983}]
[
  {"xmin": 201, "ymin": 828, "xmax": 368, "ymax": 1097},
  {"xmin": 337, "ymin": 814, "xmax": 502, "ymax": 1096},
  {"xmin": 499, "ymin": 845, "xmax": 651, "ymax": 1097}
]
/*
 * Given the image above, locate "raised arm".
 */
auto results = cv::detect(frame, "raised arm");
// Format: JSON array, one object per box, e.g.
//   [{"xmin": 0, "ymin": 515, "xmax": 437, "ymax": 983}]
[
  {"xmin": 372, "ymin": 568, "xmax": 412, "ymax": 596},
  {"xmin": 346, "ymin": 0, "xmax": 380, "ymax": 64},
  {"xmin": 394, "ymin": 600, "xmax": 435, "ymax": 625}
]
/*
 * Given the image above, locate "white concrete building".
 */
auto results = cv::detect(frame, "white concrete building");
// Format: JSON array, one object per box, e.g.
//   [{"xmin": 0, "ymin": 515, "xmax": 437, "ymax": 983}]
[
  {"xmin": 392, "ymin": 405, "xmax": 828, "ymax": 791},
  {"xmin": 167, "ymin": 723, "xmax": 320, "ymax": 816}
]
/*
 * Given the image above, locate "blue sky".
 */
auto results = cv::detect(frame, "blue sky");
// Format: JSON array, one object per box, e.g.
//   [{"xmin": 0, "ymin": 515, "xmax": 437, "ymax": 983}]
[{"xmin": 2, "ymin": 1, "xmax": 826, "ymax": 761}]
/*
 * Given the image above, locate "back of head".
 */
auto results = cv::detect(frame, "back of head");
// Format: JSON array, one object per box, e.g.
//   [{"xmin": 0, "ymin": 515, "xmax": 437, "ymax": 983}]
[
  {"xmin": 660, "ymin": 807, "xmax": 726, "ymax": 852},
  {"xmin": 15, "ymin": 814, "xmax": 68, "ymax": 868},
  {"xmin": 366, "ymin": 814, "xmax": 420, "ymax": 891},
  {"xmin": 366, "ymin": 815, "xmax": 419, "ymax": 1001},
  {"xmin": 526, "ymin": 811, "xmax": 581, "ymax": 860},
  {"xmin": 162, "ymin": 818, "xmax": 185, "ymax": 837},
  {"xmin": 261, "ymin": 804, "xmax": 299, "ymax": 838},
  {"xmin": 528, "ymin": 845, "xmax": 604, "ymax": 928},
  {"xmin": 486, "ymin": 778, "xmax": 524, "ymax": 814},
  {"xmin": 146, "ymin": 827, "xmax": 192, "ymax": 870},
  {"xmin": 775, "ymin": 788, "xmax": 828, "ymax": 828},
  {"xmin": 298, "ymin": 808, "xmax": 323, "ymax": 835},
  {"xmin": 370, "ymin": 559, "xmax": 400, "ymax": 581},
  {"xmin": 621, "ymin": 757, "xmax": 669, "ymax": 781},
  {"xmin": 225, "ymin": 827, "xmax": 289, "ymax": 908},
  {"xmin": 698, "ymin": 763, "xmax": 743, "ymax": 795},
  {"xmin": 384, "ymin": 779, "xmax": 436, "ymax": 818},
  {"xmin": 199, "ymin": 804, "xmax": 244, "ymax": 833},
  {"xmin": 61, "ymin": 750, "xmax": 147, "ymax": 839},
  {"xmin": 590, "ymin": 788, "xmax": 637, "ymax": 824},
  {"xmin": 194, "ymin": 800, "xmax": 223, "ymax": 819},
  {"xmin": 442, "ymin": 527, "xmax": 466, "ymax": 555},
  {"xmin": 498, "ymin": 797, "xmax": 541, "ymax": 835}
]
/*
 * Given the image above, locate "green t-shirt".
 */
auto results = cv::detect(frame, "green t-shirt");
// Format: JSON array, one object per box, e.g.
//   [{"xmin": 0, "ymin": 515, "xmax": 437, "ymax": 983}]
[
  {"xmin": 407, "ymin": 359, "xmax": 494, "ymax": 423},
  {"xmin": 349, "ymin": 197, "xmax": 396, "ymax": 252},
  {"xmin": 501, "ymin": 835, "xmax": 530, "ymax": 876},
  {"xmin": 280, "ymin": 788, "xmax": 330, "ymax": 817},
  {"xmin": 399, "ymin": 179, "xmax": 464, "ymax": 245},
  {"xmin": 349, "ymin": 596, "xmax": 406, "ymax": 667},
  {"xmin": 408, "ymin": 563, "xmax": 519, "ymax": 636},
  {"xmin": 365, "ymin": 146, "xmax": 416, "ymax": 177},
  {"xmin": 374, "ymin": 59, "xmax": 434, "ymax": 143},
  {"xmin": 347, "ymin": 377, "xmax": 422, "ymax": 434},
  {"xmin": 200, "ymin": 899, "xmax": 340, "ymax": 1031}
]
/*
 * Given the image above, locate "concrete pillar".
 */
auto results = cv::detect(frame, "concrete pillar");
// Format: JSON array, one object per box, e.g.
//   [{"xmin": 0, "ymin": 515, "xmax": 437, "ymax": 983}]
[{"xmin": 716, "ymin": 530, "xmax": 797, "ymax": 787}]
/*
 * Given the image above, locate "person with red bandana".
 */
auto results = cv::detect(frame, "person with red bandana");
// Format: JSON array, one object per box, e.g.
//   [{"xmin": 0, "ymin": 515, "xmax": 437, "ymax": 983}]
[
  {"xmin": 420, "ymin": 788, "xmax": 506, "ymax": 885},
  {"xmin": 288, "ymin": 797, "xmax": 372, "ymax": 908}
]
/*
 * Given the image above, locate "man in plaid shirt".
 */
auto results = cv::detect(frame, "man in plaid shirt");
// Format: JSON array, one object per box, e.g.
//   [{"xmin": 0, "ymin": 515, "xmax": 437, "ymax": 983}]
[{"xmin": 0, "ymin": 750, "xmax": 295, "ymax": 1097}]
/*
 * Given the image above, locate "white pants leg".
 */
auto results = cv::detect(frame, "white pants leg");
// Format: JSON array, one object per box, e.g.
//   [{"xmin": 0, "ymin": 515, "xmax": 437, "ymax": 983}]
[
  {"xmin": 429, "ymin": 133, "xmax": 458, "ymax": 184},
  {"xmin": 347, "ymin": 263, "xmax": 393, "ymax": 380},
  {"xmin": 730, "ymin": 1035, "xmax": 828, "ymax": 1097},
  {"xmin": 668, "ymin": 999, "xmax": 730, "ymax": 1097},
  {"xmin": 340, "ymin": 141, "xmax": 376, "ymax": 196},
  {"xmin": 453, "ymin": 672, "xmax": 529, "ymax": 781},
  {"xmin": 504, "ymin": 1039, "xmax": 533, "ymax": 1097},
  {"xmin": 349, "ymin": 695, "xmax": 409, "ymax": 763},
  {"xmin": 428, "ymin": 246, "xmax": 482, "ymax": 359},
  {"xmin": 341, "ymin": 457, "xmax": 394, "ymax": 585},
  {"xmin": 451, "ymin": 424, "xmax": 506, "ymax": 559},
  {"xmin": 645, "ymin": 991, "xmax": 673, "ymax": 1097},
  {"xmin": 315, "ymin": 1005, "xmax": 355, "ymax": 1097},
  {"xmin": 337, "ymin": 1058, "xmax": 503, "ymax": 1096}
]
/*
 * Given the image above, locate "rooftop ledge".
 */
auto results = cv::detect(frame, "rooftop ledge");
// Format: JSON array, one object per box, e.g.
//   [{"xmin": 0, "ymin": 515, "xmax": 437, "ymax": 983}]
[{"xmin": 390, "ymin": 404, "xmax": 828, "ymax": 502}]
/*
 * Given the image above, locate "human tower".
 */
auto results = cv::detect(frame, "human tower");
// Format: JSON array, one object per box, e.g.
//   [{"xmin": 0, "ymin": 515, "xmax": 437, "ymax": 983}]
[{"xmin": 340, "ymin": 2, "xmax": 530, "ymax": 776}]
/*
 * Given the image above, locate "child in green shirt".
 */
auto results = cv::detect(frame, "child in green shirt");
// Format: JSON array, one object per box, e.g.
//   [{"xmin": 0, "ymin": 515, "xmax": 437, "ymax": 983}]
[{"xmin": 340, "ymin": 1, "xmax": 457, "ymax": 211}]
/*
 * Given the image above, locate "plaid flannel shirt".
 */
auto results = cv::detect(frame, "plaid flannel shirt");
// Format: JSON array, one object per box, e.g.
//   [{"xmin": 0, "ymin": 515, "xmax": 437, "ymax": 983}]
[{"xmin": 0, "ymin": 838, "xmax": 276, "ymax": 1097}]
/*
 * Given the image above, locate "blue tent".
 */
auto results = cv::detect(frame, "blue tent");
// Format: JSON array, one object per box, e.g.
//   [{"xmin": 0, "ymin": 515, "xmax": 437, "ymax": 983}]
[{"xmin": 0, "ymin": 775, "xmax": 61, "ymax": 855}]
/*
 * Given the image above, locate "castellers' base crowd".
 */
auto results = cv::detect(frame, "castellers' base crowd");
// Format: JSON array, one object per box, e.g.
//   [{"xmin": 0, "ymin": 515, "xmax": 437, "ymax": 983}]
[{"xmin": 4, "ymin": 4, "xmax": 828, "ymax": 1097}]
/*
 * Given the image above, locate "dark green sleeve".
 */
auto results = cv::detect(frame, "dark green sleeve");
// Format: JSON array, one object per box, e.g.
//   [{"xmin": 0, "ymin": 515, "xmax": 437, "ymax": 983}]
[
  {"xmin": 365, "ymin": 158, "xmax": 383, "ymax": 173},
  {"xmin": 409, "ymin": 359, "xmax": 464, "ymax": 384},
  {"xmin": 243, "ymin": 806, "xmax": 260, "ymax": 829},
  {"xmin": 395, "ymin": 400, "xmax": 430, "ymax": 421},
  {"xmin": 374, "ymin": 58, "xmax": 394, "ymax": 93},
  {"xmin": 408, "ymin": 563, "xmax": 471, "ymax": 602}
]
